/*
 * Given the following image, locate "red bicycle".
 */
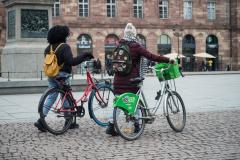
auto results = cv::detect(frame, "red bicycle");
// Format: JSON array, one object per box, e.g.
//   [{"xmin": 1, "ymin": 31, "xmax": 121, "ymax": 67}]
[{"xmin": 38, "ymin": 61, "xmax": 114, "ymax": 135}]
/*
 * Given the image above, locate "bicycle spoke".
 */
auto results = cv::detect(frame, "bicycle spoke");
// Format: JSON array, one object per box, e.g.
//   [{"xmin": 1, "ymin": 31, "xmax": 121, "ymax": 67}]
[
  {"xmin": 39, "ymin": 88, "xmax": 73, "ymax": 135},
  {"xmin": 166, "ymin": 91, "xmax": 186, "ymax": 132}
]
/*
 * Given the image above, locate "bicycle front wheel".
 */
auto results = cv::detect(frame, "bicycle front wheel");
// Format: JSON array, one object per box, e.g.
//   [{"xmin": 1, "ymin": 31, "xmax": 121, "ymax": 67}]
[
  {"xmin": 38, "ymin": 88, "xmax": 73, "ymax": 135},
  {"xmin": 88, "ymin": 84, "xmax": 115, "ymax": 127},
  {"xmin": 113, "ymin": 102, "xmax": 146, "ymax": 141},
  {"xmin": 166, "ymin": 91, "xmax": 186, "ymax": 132}
]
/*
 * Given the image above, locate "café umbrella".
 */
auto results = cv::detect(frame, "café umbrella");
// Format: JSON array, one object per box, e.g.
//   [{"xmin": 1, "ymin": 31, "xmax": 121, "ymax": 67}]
[
  {"xmin": 193, "ymin": 52, "xmax": 216, "ymax": 58},
  {"xmin": 163, "ymin": 53, "xmax": 185, "ymax": 59}
]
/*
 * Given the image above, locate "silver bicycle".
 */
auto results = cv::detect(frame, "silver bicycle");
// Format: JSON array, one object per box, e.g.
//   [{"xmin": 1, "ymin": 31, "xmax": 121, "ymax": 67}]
[{"xmin": 113, "ymin": 64, "xmax": 186, "ymax": 141}]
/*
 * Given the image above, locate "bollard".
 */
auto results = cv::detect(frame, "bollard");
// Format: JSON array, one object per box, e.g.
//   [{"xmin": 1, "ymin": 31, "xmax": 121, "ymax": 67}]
[
  {"xmin": 40, "ymin": 71, "xmax": 43, "ymax": 80},
  {"xmin": 8, "ymin": 71, "xmax": 10, "ymax": 81}
]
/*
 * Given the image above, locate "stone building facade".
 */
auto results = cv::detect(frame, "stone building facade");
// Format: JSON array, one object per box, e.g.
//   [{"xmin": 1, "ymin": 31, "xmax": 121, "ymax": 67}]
[{"xmin": 0, "ymin": 0, "xmax": 239, "ymax": 76}]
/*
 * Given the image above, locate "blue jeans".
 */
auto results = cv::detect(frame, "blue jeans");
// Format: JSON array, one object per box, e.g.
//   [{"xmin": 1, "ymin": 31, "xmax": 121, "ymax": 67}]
[{"xmin": 43, "ymin": 72, "xmax": 71, "ymax": 116}]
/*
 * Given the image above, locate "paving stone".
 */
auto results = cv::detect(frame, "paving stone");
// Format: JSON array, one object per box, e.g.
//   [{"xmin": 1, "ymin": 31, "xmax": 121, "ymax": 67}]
[{"xmin": 0, "ymin": 110, "xmax": 240, "ymax": 159}]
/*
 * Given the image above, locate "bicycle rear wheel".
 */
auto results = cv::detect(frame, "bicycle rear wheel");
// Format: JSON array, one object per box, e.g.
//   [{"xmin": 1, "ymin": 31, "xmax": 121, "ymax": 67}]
[
  {"xmin": 88, "ymin": 84, "xmax": 115, "ymax": 126},
  {"xmin": 113, "ymin": 102, "xmax": 146, "ymax": 141},
  {"xmin": 166, "ymin": 91, "xmax": 186, "ymax": 132},
  {"xmin": 38, "ymin": 88, "xmax": 73, "ymax": 135}
]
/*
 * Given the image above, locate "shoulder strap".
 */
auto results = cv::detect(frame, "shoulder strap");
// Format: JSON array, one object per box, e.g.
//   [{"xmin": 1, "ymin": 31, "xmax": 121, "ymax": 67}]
[{"xmin": 54, "ymin": 43, "xmax": 65, "ymax": 53}]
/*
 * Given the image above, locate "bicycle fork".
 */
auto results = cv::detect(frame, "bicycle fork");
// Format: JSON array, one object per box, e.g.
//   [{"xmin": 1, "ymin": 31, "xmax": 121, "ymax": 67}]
[{"xmin": 163, "ymin": 90, "xmax": 180, "ymax": 116}]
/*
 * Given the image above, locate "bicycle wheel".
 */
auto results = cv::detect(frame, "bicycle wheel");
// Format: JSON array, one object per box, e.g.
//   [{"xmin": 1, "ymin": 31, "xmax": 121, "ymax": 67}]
[
  {"xmin": 38, "ymin": 88, "xmax": 73, "ymax": 135},
  {"xmin": 88, "ymin": 84, "xmax": 115, "ymax": 126},
  {"xmin": 166, "ymin": 91, "xmax": 186, "ymax": 132},
  {"xmin": 113, "ymin": 102, "xmax": 146, "ymax": 141}
]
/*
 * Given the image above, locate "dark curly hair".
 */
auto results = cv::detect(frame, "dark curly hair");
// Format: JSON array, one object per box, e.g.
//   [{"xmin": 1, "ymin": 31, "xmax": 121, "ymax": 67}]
[{"xmin": 47, "ymin": 25, "xmax": 70, "ymax": 44}]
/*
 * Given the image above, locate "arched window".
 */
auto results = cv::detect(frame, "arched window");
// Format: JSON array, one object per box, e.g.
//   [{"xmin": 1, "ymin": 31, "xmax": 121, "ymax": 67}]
[
  {"xmin": 182, "ymin": 34, "xmax": 196, "ymax": 71},
  {"xmin": 105, "ymin": 34, "xmax": 119, "ymax": 74},
  {"xmin": 206, "ymin": 35, "xmax": 218, "ymax": 46},
  {"xmin": 157, "ymin": 34, "xmax": 171, "ymax": 55},
  {"xmin": 76, "ymin": 34, "xmax": 93, "ymax": 73},
  {"xmin": 137, "ymin": 34, "xmax": 146, "ymax": 48},
  {"xmin": 77, "ymin": 34, "xmax": 93, "ymax": 55}
]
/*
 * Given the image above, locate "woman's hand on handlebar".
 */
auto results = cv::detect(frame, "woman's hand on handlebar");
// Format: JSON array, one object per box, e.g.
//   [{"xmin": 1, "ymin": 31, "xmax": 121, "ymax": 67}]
[
  {"xmin": 83, "ymin": 53, "xmax": 94, "ymax": 61},
  {"xmin": 169, "ymin": 58, "xmax": 176, "ymax": 64}
]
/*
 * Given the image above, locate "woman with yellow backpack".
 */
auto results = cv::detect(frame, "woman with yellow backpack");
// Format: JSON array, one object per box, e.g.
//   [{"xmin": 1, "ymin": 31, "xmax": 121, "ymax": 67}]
[{"xmin": 34, "ymin": 25, "xmax": 93, "ymax": 132}]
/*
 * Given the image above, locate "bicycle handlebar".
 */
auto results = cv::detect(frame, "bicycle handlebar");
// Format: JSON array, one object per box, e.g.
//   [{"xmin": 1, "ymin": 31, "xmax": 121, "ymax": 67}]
[
  {"xmin": 149, "ymin": 65, "xmax": 171, "ymax": 73},
  {"xmin": 83, "ymin": 60, "xmax": 93, "ymax": 68}
]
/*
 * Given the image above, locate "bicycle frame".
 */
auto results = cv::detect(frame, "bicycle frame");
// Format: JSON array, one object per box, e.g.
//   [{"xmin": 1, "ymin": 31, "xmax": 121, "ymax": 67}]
[
  {"xmin": 137, "ymin": 80, "xmax": 174, "ymax": 117},
  {"xmin": 113, "ymin": 66, "xmax": 179, "ymax": 118},
  {"xmin": 55, "ymin": 61, "xmax": 110, "ymax": 113}
]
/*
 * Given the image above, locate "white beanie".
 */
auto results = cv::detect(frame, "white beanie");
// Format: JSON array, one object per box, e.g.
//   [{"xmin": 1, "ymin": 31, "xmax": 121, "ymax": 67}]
[{"xmin": 124, "ymin": 23, "xmax": 137, "ymax": 38}]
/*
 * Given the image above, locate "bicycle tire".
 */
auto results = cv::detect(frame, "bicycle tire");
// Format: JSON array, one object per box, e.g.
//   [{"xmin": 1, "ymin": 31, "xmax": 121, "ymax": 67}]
[
  {"xmin": 113, "ymin": 102, "xmax": 146, "ymax": 141},
  {"xmin": 166, "ymin": 91, "xmax": 186, "ymax": 132},
  {"xmin": 38, "ymin": 88, "xmax": 73, "ymax": 135},
  {"xmin": 88, "ymin": 84, "xmax": 115, "ymax": 127}
]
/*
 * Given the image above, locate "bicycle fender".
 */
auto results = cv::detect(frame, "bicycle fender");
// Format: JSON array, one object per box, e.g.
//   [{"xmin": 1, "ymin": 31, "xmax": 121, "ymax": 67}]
[{"xmin": 113, "ymin": 93, "xmax": 139, "ymax": 115}]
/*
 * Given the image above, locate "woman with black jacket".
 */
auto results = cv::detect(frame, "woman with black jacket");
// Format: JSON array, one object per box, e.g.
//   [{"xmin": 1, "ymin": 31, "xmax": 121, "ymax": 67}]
[{"xmin": 34, "ymin": 25, "xmax": 93, "ymax": 132}]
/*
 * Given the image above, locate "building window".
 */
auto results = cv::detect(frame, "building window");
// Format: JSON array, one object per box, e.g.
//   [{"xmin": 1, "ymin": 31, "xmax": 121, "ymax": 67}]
[
  {"xmin": 52, "ymin": 0, "xmax": 60, "ymax": 17},
  {"xmin": 183, "ymin": 0, "xmax": 192, "ymax": 19},
  {"xmin": 137, "ymin": 34, "xmax": 146, "ymax": 48},
  {"xmin": 159, "ymin": 0, "xmax": 168, "ymax": 19},
  {"xmin": 207, "ymin": 1, "xmax": 216, "ymax": 20},
  {"xmin": 157, "ymin": 34, "xmax": 171, "ymax": 55},
  {"xmin": 107, "ymin": 0, "xmax": 116, "ymax": 17},
  {"xmin": 133, "ymin": 0, "xmax": 143, "ymax": 19},
  {"xmin": 79, "ymin": 0, "xmax": 89, "ymax": 17}
]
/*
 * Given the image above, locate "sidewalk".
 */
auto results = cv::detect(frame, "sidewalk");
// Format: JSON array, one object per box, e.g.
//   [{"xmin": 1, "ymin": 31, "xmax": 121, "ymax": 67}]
[{"xmin": 1, "ymin": 74, "xmax": 240, "ymax": 124}]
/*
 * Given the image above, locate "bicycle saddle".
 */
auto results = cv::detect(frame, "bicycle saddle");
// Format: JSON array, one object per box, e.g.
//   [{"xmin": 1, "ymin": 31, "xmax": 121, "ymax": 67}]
[{"xmin": 130, "ymin": 77, "xmax": 145, "ymax": 85}]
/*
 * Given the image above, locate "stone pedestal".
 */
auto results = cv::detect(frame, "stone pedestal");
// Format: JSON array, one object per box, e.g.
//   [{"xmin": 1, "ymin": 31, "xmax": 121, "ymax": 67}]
[{"xmin": 1, "ymin": 0, "xmax": 53, "ymax": 78}]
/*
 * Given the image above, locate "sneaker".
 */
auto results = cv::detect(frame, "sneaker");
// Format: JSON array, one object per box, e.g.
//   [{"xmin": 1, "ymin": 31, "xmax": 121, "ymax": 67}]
[
  {"xmin": 134, "ymin": 122, "xmax": 140, "ymax": 133},
  {"xmin": 34, "ymin": 119, "xmax": 47, "ymax": 132},
  {"xmin": 69, "ymin": 123, "xmax": 79, "ymax": 129},
  {"xmin": 106, "ymin": 122, "xmax": 118, "ymax": 136}
]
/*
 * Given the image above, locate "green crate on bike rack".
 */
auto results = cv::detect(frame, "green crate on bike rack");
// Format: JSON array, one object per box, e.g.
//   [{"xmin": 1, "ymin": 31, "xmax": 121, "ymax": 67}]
[{"xmin": 155, "ymin": 63, "xmax": 180, "ymax": 81}]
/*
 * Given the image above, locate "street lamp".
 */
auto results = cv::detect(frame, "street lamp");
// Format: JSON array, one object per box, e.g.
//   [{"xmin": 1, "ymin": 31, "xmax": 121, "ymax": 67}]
[{"xmin": 172, "ymin": 24, "xmax": 183, "ymax": 56}]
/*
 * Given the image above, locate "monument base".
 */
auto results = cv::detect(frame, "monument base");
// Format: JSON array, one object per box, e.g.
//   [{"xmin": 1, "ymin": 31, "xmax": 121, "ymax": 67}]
[{"xmin": 1, "ymin": 41, "xmax": 47, "ymax": 78}]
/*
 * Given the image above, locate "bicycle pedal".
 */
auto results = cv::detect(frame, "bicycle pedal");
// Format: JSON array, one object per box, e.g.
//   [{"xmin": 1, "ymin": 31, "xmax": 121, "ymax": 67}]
[{"xmin": 76, "ymin": 106, "xmax": 85, "ymax": 117}]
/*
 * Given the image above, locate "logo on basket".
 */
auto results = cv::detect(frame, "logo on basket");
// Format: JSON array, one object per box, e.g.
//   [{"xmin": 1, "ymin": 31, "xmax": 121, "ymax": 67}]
[{"xmin": 122, "ymin": 96, "xmax": 135, "ymax": 104}]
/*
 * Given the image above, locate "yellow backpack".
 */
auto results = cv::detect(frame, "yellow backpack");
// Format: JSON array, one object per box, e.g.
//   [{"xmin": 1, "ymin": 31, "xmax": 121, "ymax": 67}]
[{"xmin": 43, "ymin": 43, "xmax": 64, "ymax": 77}]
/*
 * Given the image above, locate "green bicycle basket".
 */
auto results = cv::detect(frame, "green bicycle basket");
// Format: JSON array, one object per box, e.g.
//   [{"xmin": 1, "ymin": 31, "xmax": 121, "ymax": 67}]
[{"xmin": 155, "ymin": 63, "xmax": 181, "ymax": 81}]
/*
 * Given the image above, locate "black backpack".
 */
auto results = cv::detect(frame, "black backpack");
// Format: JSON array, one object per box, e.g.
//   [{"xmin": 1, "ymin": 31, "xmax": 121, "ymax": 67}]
[{"xmin": 111, "ymin": 43, "xmax": 132, "ymax": 76}]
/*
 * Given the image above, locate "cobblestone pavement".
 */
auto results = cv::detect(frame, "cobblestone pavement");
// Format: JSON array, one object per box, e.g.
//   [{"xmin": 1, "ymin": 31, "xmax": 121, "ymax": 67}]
[{"xmin": 1, "ymin": 109, "xmax": 240, "ymax": 160}]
